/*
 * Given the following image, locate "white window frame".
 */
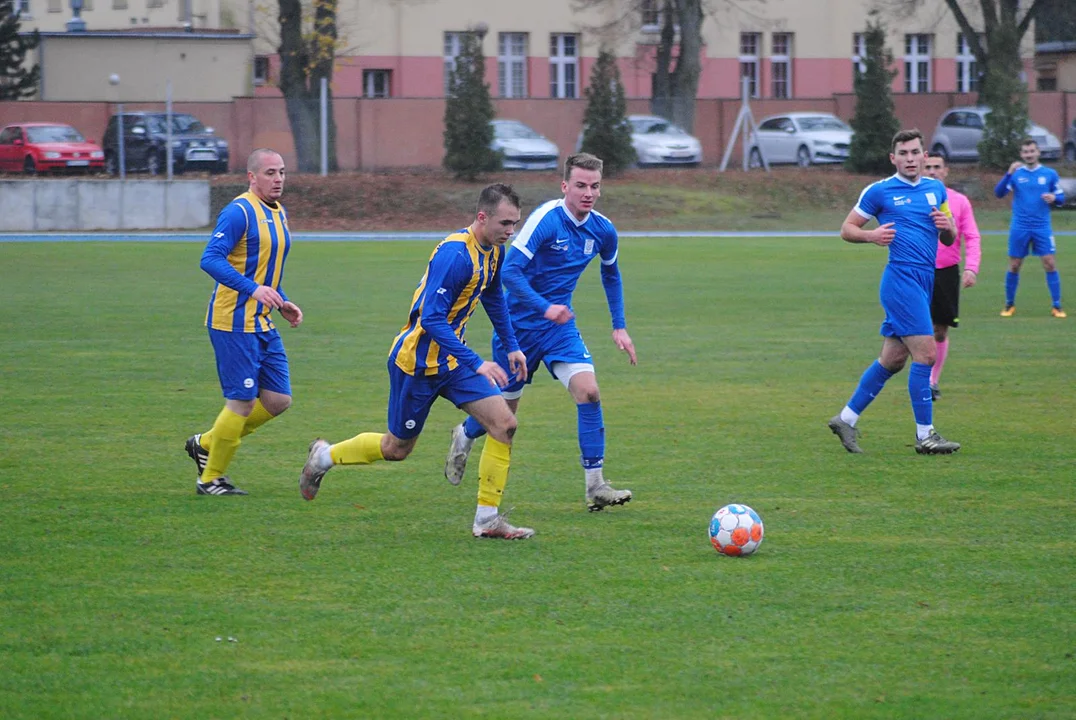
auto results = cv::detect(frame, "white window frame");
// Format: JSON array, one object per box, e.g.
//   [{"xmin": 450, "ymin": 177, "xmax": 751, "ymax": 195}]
[
  {"xmin": 498, "ymin": 32, "xmax": 528, "ymax": 98},
  {"xmin": 444, "ymin": 32, "xmax": 465, "ymax": 95},
  {"xmin": 16, "ymin": 0, "xmax": 32, "ymax": 16},
  {"xmin": 363, "ymin": 69, "xmax": 391, "ymax": 98},
  {"xmin": 739, "ymin": 32, "xmax": 761, "ymax": 99},
  {"xmin": 852, "ymin": 33, "xmax": 867, "ymax": 82},
  {"xmin": 771, "ymin": 32, "xmax": 792, "ymax": 99},
  {"xmin": 550, "ymin": 33, "xmax": 578, "ymax": 99},
  {"xmin": 956, "ymin": 33, "xmax": 979, "ymax": 93},
  {"xmin": 904, "ymin": 33, "xmax": 932, "ymax": 93}
]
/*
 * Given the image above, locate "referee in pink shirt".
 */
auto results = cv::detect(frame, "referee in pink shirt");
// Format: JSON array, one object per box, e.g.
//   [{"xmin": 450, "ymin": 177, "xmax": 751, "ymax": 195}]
[{"xmin": 923, "ymin": 153, "xmax": 981, "ymax": 400}]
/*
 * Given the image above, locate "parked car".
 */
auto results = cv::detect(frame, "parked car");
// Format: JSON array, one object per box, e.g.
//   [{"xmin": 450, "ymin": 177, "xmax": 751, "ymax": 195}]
[
  {"xmin": 0, "ymin": 123, "xmax": 105, "ymax": 174},
  {"xmin": 929, "ymin": 106, "xmax": 1062, "ymax": 163},
  {"xmin": 1058, "ymin": 176, "xmax": 1076, "ymax": 209},
  {"xmin": 102, "ymin": 112, "xmax": 229, "ymax": 175},
  {"xmin": 1064, "ymin": 118, "xmax": 1076, "ymax": 162},
  {"xmin": 491, "ymin": 119, "xmax": 559, "ymax": 171},
  {"xmin": 747, "ymin": 112, "xmax": 853, "ymax": 168},
  {"xmin": 626, "ymin": 115, "xmax": 702, "ymax": 166}
]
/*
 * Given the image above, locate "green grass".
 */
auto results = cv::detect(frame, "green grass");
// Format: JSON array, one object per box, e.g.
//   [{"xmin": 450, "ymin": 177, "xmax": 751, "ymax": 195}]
[{"xmin": 1, "ymin": 235, "xmax": 1075, "ymax": 718}]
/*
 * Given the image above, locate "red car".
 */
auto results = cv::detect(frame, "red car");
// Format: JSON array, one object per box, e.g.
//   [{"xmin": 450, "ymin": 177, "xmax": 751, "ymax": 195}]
[{"xmin": 0, "ymin": 123, "xmax": 105, "ymax": 174}]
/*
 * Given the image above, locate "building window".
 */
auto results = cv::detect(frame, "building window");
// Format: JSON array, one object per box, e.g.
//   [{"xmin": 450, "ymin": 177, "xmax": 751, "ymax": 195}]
[
  {"xmin": 739, "ymin": 32, "xmax": 760, "ymax": 98},
  {"xmin": 253, "ymin": 55, "xmax": 270, "ymax": 86},
  {"xmin": 498, "ymin": 32, "xmax": 528, "ymax": 98},
  {"xmin": 771, "ymin": 32, "xmax": 792, "ymax": 98},
  {"xmin": 956, "ymin": 33, "xmax": 979, "ymax": 93},
  {"xmin": 146, "ymin": 0, "xmax": 163, "ymax": 8},
  {"xmin": 15, "ymin": 0, "xmax": 31, "ymax": 16},
  {"xmin": 1037, "ymin": 76, "xmax": 1057, "ymax": 91},
  {"xmin": 550, "ymin": 33, "xmax": 578, "ymax": 99},
  {"xmin": 363, "ymin": 69, "xmax": 391, "ymax": 98},
  {"xmin": 852, "ymin": 33, "xmax": 866, "ymax": 83},
  {"xmin": 46, "ymin": 0, "xmax": 60, "ymax": 11},
  {"xmin": 641, "ymin": 0, "xmax": 659, "ymax": 30},
  {"xmin": 904, "ymin": 34, "xmax": 931, "ymax": 93},
  {"xmin": 444, "ymin": 31, "xmax": 466, "ymax": 95}
]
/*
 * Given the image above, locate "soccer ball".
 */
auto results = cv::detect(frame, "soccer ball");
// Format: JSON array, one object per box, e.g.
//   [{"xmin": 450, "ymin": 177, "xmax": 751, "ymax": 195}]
[{"xmin": 709, "ymin": 504, "xmax": 764, "ymax": 556}]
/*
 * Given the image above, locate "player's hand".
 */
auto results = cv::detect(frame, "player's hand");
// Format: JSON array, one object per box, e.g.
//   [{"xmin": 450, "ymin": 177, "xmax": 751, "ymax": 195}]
[
  {"xmin": 868, "ymin": 222, "xmax": 896, "ymax": 246},
  {"xmin": 544, "ymin": 304, "xmax": 575, "ymax": 324},
  {"xmin": 476, "ymin": 361, "xmax": 509, "ymax": 388},
  {"xmin": 506, "ymin": 350, "xmax": 528, "ymax": 382},
  {"xmin": 961, "ymin": 270, "xmax": 977, "ymax": 289},
  {"xmin": 612, "ymin": 328, "xmax": 637, "ymax": 366},
  {"xmin": 930, "ymin": 207, "xmax": 953, "ymax": 232},
  {"xmin": 252, "ymin": 285, "xmax": 284, "ymax": 309},
  {"xmin": 280, "ymin": 301, "xmax": 303, "ymax": 327},
  {"xmin": 1042, "ymin": 193, "xmax": 1056, "ymax": 205},
  {"xmin": 1008, "ymin": 161, "xmax": 1022, "ymax": 175}
]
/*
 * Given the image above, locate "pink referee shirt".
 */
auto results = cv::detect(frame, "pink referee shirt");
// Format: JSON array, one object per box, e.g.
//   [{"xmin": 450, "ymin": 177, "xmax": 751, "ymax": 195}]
[{"xmin": 937, "ymin": 188, "xmax": 981, "ymax": 274}]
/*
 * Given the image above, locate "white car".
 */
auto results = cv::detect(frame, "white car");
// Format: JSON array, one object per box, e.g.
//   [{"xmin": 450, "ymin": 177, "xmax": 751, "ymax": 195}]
[
  {"xmin": 491, "ymin": 119, "xmax": 559, "ymax": 171},
  {"xmin": 626, "ymin": 115, "xmax": 702, "ymax": 166},
  {"xmin": 929, "ymin": 106, "xmax": 1062, "ymax": 162},
  {"xmin": 748, "ymin": 112, "xmax": 853, "ymax": 168}
]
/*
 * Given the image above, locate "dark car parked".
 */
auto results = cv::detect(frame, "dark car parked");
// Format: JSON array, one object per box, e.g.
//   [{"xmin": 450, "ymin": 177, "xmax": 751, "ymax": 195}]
[{"xmin": 102, "ymin": 112, "xmax": 229, "ymax": 175}]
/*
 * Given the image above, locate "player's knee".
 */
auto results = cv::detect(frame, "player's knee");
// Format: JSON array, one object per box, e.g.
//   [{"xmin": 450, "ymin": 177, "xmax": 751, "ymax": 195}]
[
  {"xmin": 1043, "ymin": 258, "xmax": 1057, "ymax": 272},
  {"xmin": 487, "ymin": 414, "xmax": 517, "ymax": 443},
  {"xmin": 382, "ymin": 443, "xmax": 412, "ymax": 462}
]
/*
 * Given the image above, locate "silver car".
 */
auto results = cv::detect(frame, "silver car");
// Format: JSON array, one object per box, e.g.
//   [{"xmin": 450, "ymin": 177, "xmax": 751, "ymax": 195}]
[
  {"xmin": 1064, "ymin": 118, "xmax": 1076, "ymax": 162},
  {"xmin": 748, "ymin": 112, "xmax": 853, "ymax": 168},
  {"xmin": 491, "ymin": 119, "xmax": 559, "ymax": 171},
  {"xmin": 929, "ymin": 106, "xmax": 1062, "ymax": 162},
  {"xmin": 627, "ymin": 115, "xmax": 702, "ymax": 166}
]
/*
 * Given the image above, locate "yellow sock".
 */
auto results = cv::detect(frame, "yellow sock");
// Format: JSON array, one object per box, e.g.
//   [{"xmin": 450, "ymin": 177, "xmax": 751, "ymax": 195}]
[
  {"xmin": 201, "ymin": 399, "xmax": 275, "ymax": 449},
  {"xmin": 477, "ymin": 437, "xmax": 512, "ymax": 508},
  {"xmin": 330, "ymin": 433, "xmax": 385, "ymax": 465},
  {"xmin": 201, "ymin": 407, "xmax": 247, "ymax": 482}
]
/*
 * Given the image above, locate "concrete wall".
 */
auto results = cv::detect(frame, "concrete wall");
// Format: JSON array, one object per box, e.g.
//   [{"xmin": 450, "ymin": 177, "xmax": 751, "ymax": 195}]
[{"xmin": 0, "ymin": 179, "xmax": 210, "ymax": 230}]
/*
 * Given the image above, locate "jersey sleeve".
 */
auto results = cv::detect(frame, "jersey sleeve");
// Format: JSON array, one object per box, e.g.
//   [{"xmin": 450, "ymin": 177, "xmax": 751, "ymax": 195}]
[
  {"xmin": 1050, "ymin": 170, "xmax": 1066, "ymax": 207},
  {"xmin": 853, "ymin": 183, "xmax": 883, "ymax": 220},
  {"xmin": 503, "ymin": 238, "xmax": 554, "ymax": 314},
  {"xmin": 598, "ymin": 225, "xmax": 626, "ymax": 329},
  {"xmin": 954, "ymin": 195, "xmax": 982, "ymax": 275},
  {"xmin": 419, "ymin": 244, "xmax": 485, "ymax": 371},
  {"xmin": 994, "ymin": 173, "xmax": 1014, "ymax": 198},
  {"xmin": 200, "ymin": 203, "xmax": 259, "ymax": 295},
  {"xmin": 480, "ymin": 249, "xmax": 520, "ymax": 354}
]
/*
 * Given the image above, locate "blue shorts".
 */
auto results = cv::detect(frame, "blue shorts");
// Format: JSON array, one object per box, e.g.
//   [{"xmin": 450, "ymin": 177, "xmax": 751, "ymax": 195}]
[
  {"xmin": 1008, "ymin": 227, "xmax": 1056, "ymax": 258},
  {"xmin": 386, "ymin": 359, "xmax": 502, "ymax": 439},
  {"xmin": 491, "ymin": 322, "xmax": 593, "ymax": 395},
  {"xmin": 209, "ymin": 328, "xmax": 291, "ymax": 401},
  {"xmin": 878, "ymin": 264, "xmax": 934, "ymax": 338}
]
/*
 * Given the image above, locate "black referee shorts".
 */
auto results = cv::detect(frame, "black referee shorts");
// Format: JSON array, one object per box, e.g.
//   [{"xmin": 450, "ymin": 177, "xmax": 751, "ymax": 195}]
[{"xmin": 931, "ymin": 264, "xmax": 961, "ymax": 328}]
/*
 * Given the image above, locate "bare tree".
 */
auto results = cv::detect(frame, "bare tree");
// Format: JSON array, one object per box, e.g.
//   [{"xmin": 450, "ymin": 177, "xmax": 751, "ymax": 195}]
[{"xmin": 277, "ymin": 0, "xmax": 339, "ymax": 172}]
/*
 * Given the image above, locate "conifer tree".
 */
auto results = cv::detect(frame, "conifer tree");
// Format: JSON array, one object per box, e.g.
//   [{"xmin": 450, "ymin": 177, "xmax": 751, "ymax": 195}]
[
  {"xmin": 846, "ymin": 13, "xmax": 899, "ymax": 175},
  {"xmin": 580, "ymin": 48, "xmax": 636, "ymax": 176},
  {"xmin": 0, "ymin": 0, "xmax": 40, "ymax": 100},
  {"xmin": 443, "ymin": 32, "xmax": 499, "ymax": 180}
]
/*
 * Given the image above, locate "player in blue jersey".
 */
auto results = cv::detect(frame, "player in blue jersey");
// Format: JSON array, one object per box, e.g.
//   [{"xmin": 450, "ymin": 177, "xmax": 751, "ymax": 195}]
[
  {"xmin": 827, "ymin": 129, "xmax": 961, "ymax": 455},
  {"xmin": 298, "ymin": 184, "xmax": 536, "ymax": 540},
  {"xmin": 995, "ymin": 138, "xmax": 1067, "ymax": 318},
  {"xmin": 185, "ymin": 148, "xmax": 303, "ymax": 495},
  {"xmin": 443, "ymin": 153, "xmax": 638, "ymax": 511}
]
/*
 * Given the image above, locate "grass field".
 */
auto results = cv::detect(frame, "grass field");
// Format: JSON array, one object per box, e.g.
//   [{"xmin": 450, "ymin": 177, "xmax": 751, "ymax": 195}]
[{"xmin": 2, "ymin": 231, "xmax": 1074, "ymax": 718}]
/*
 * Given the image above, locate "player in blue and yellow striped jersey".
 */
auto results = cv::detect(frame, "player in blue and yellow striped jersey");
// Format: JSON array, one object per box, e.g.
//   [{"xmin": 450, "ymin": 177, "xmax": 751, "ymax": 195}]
[
  {"xmin": 184, "ymin": 148, "xmax": 303, "ymax": 496},
  {"xmin": 828, "ymin": 129, "xmax": 961, "ymax": 455},
  {"xmin": 298, "ymin": 184, "xmax": 537, "ymax": 539}
]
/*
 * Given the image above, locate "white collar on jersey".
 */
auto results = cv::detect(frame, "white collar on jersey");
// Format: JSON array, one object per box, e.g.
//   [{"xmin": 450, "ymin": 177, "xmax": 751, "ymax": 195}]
[
  {"xmin": 890, "ymin": 172, "xmax": 925, "ymax": 188},
  {"xmin": 556, "ymin": 198, "xmax": 591, "ymax": 227}
]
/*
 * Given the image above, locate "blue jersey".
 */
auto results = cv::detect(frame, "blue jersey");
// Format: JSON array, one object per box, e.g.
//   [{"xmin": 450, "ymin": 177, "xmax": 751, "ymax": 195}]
[
  {"xmin": 389, "ymin": 228, "xmax": 518, "ymax": 377},
  {"xmin": 201, "ymin": 191, "xmax": 291, "ymax": 333},
  {"xmin": 502, "ymin": 199, "xmax": 626, "ymax": 333},
  {"xmin": 994, "ymin": 165, "xmax": 1065, "ymax": 229},
  {"xmin": 854, "ymin": 175, "xmax": 950, "ymax": 269}
]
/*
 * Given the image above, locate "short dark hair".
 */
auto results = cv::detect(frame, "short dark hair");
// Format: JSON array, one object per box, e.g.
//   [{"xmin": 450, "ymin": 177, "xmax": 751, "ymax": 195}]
[
  {"xmin": 476, "ymin": 183, "xmax": 520, "ymax": 216},
  {"xmin": 925, "ymin": 151, "xmax": 947, "ymax": 167},
  {"xmin": 891, "ymin": 129, "xmax": 924, "ymax": 153},
  {"xmin": 564, "ymin": 152, "xmax": 603, "ymax": 181},
  {"xmin": 1021, "ymin": 137, "xmax": 1038, "ymax": 148}
]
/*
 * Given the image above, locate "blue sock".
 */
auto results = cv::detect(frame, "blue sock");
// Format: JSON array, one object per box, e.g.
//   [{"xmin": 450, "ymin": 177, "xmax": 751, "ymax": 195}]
[
  {"xmin": 463, "ymin": 415, "xmax": 487, "ymax": 440},
  {"xmin": 577, "ymin": 401, "xmax": 604, "ymax": 469},
  {"xmin": 1046, "ymin": 270, "xmax": 1062, "ymax": 308},
  {"xmin": 909, "ymin": 362, "xmax": 933, "ymax": 426},
  {"xmin": 848, "ymin": 360, "xmax": 894, "ymax": 415},
  {"xmin": 1005, "ymin": 271, "xmax": 1020, "ymax": 306}
]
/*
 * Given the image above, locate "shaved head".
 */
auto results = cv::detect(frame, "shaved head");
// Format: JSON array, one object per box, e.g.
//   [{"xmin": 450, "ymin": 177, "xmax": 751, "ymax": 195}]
[{"xmin": 247, "ymin": 148, "xmax": 281, "ymax": 174}]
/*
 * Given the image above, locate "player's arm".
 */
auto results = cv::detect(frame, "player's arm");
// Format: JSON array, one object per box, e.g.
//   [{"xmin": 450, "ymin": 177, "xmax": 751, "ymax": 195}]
[
  {"xmin": 1044, "ymin": 172, "xmax": 1065, "ymax": 207},
  {"xmin": 480, "ymin": 256, "xmax": 527, "ymax": 381},
  {"xmin": 597, "ymin": 235, "xmax": 636, "ymax": 365},
  {"xmin": 956, "ymin": 197, "xmax": 982, "ymax": 282},
  {"xmin": 418, "ymin": 247, "xmax": 485, "ymax": 371},
  {"xmin": 994, "ymin": 169, "xmax": 1016, "ymax": 198},
  {"xmin": 200, "ymin": 204, "xmax": 284, "ymax": 309},
  {"xmin": 502, "ymin": 216, "xmax": 573, "ymax": 324},
  {"xmin": 840, "ymin": 211, "xmax": 894, "ymax": 246},
  {"xmin": 934, "ymin": 198, "xmax": 956, "ymax": 247}
]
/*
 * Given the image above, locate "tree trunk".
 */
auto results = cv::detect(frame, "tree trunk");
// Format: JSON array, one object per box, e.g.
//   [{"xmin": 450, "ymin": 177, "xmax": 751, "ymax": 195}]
[
  {"xmin": 649, "ymin": 0, "xmax": 676, "ymax": 120},
  {"xmin": 669, "ymin": 0, "xmax": 703, "ymax": 132}
]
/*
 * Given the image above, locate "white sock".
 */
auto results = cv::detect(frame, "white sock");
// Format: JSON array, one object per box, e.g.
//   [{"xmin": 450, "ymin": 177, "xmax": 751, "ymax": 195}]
[
  {"xmin": 316, "ymin": 445, "xmax": 334, "ymax": 470},
  {"xmin": 474, "ymin": 505, "xmax": 498, "ymax": 525},
  {"xmin": 916, "ymin": 424, "xmax": 933, "ymax": 441},
  {"xmin": 585, "ymin": 467, "xmax": 604, "ymax": 493},
  {"xmin": 840, "ymin": 406, "xmax": 860, "ymax": 426}
]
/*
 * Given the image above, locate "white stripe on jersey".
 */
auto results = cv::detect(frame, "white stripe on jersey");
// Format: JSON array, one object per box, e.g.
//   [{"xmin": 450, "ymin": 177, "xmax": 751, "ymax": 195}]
[{"xmin": 511, "ymin": 199, "xmax": 562, "ymax": 259}]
